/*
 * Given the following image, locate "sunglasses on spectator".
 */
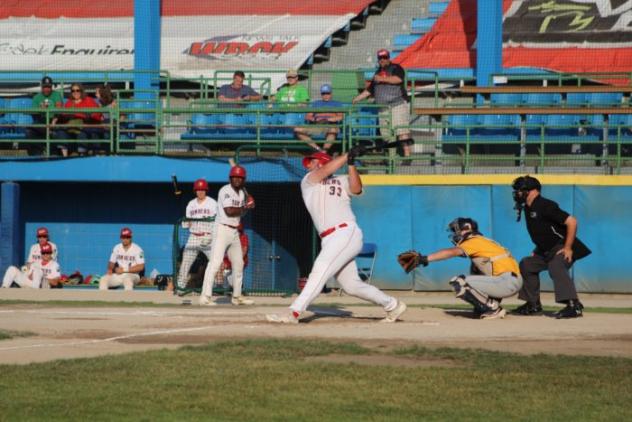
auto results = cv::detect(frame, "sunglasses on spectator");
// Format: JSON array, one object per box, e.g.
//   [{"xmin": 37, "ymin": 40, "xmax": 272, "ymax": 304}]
[{"xmin": 287, "ymin": 76, "xmax": 298, "ymax": 79}]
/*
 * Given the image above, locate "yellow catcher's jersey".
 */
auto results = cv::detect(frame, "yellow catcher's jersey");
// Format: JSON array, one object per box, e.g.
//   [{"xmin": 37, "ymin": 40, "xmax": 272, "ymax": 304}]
[{"xmin": 458, "ymin": 235, "xmax": 519, "ymax": 276}]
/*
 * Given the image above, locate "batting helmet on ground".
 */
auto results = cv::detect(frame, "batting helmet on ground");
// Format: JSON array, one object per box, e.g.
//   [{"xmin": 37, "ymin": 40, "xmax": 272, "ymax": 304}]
[
  {"xmin": 302, "ymin": 151, "xmax": 332, "ymax": 169},
  {"xmin": 229, "ymin": 166, "xmax": 246, "ymax": 178},
  {"xmin": 193, "ymin": 178, "xmax": 208, "ymax": 191}
]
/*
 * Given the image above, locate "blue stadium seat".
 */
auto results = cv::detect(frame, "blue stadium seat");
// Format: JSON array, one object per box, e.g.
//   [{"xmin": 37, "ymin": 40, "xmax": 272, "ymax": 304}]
[
  {"xmin": 566, "ymin": 93, "xmax": 587, "ymax": 106},
  {"xmin": 278, "ymin": 112, "xmax": 305, "ymax": 138},
  {"xmin": 490, "ymin": 93, "xmax": 522, "ymax": 107},
  {"xmin": 429, "ymin": 1, "xmax": 449, "ymax": 16},
  {"xmin": 393, "ymin": 34, "xmax": 421, "ymax": 52},
  {"xmin": 223, "ymin": 113, "xmax": 254, "ymax": 137},
  {"xmin": 411, "ymin": 18, "xmax": 436, "ymax": 34},
  {"xmin": 522, "ymin": 93, "xmax": 562, "ymax": 107},
  {"xmin": 7, "ymin": 97, "xmax": 33, "ymax": 109},
  {"xmin": 350, "ymin": 108, "xmax": 379, "ymax": 139},
  {"xmin": 445, "ymin": 114, "xmax": 478, "ymax": 137},
  {"xmin": 609, "ymin": 114, "xmax": 632, "ymax": 139},
  {"xmin": 588, "ymin": 93, "xmax": 623, "ymax": 106},
  {"xmin": 190, "ymin": 114, "xmax": 220, "ymax": 134},
  {"xmin": 477, "ymin": 114, "xmax": 520, "ymax": 139},
  {"xmin": 0, "ymin": 113, "xmax": 33, "ymax": 139}
]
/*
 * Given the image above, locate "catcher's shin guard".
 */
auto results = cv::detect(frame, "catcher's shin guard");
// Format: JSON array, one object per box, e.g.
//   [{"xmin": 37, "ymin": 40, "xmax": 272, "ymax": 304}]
[{"xmin": 459, "ymin": 285, "xmax": 498, "ymax": 314}]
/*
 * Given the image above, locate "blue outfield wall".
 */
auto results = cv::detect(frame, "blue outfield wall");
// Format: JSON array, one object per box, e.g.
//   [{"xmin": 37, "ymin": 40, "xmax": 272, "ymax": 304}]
[
  {"xmin": 0, "ymin": 155, "xmax": 628, "ymax": 292},
  {"xmin": 355, "ymin": 185, "xmax": 629, "ymax": 293}
]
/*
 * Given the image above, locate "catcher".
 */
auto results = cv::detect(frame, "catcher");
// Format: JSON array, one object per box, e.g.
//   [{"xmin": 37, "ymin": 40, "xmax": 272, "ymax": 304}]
[{"xmin": 397, "ymin": 217, "xmax": 523, "ymax": 319}]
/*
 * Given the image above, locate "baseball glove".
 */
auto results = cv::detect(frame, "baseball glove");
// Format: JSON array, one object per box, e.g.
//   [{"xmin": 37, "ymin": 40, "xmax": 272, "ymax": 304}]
[{"xmin": 397, "ymin": 250, "xmax": 428, "ymax": 273}]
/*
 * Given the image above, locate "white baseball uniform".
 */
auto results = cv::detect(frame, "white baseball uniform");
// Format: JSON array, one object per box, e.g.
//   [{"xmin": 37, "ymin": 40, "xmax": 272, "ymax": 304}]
[
  {"xmin": 290, "ymin": 173, "xmax": 398, "ymax": 314},
  {"xmin": 201, "ymin": 184, "xmax": 246, "ymax": 299},
  {"xmin": 2, "ymin": 260, "xmax": 60, "ymax": 289},
  {"xmin": 177, "ymin": 196, "xmax": 218, "ymax": 288},
  {"xmin": 27, "ymin": 241, "xmax": 58, "ymax": 264},
  {"xmin": 99, "ymin": 242, "xmax": 145, "ymax": 291}
]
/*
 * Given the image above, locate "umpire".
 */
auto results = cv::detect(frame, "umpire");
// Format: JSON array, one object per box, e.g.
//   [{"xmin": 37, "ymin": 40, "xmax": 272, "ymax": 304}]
[{"xmin": 511, "ymin": 176, "xmax": 591, "ymax": 318}]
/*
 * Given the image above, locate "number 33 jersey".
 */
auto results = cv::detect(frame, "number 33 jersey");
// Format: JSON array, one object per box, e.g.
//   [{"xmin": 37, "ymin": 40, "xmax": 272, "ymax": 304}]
[{"xmin": 301, "ymin": 174, "xmax": 358, "ymax": 233}]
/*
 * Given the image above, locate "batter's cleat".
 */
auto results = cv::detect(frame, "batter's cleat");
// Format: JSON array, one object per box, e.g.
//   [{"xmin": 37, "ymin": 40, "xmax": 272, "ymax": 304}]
[
  {"xmin": 231, "ymin": 296, "xmax": 254, "ymax": 306},
  {"xmin": 198, "ymin": 295, "xmax": 216, "ymax": 306},
  {"xmin": 512, "ymin": 301, "xmax": 543, "ymax": 316},
  {"xmin": 554, "ymin": 300, "xmax": 583, "ymax": 319},
  {"xmin": 381, "ymin": 300, "xmax": 407, "ymax": 323},
  {"xmin": 479, "ymin": 307, "xmax": 507, "ymax": 320},
  {"xmin": 266, "ymin": 310, "xmax": 299, "ymax": 324},
  {"xmin": 449, "ymin": 275, "xmax": 467, "ymax": 298}
]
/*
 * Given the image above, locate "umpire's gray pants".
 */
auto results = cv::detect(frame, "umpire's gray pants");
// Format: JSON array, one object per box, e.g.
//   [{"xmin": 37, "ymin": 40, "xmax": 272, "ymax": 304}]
[
  {"xmin": 465, "ymin": 272, "xmax": 523, "ymax": 299},
  {"xmin": 518, "ymin": 253, "xmax": 577, "ymax": 304}
]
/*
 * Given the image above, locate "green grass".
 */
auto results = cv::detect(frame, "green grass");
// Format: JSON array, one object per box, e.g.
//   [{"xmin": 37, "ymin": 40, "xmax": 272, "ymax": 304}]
[
  {"xmin": 0, "ymin": 329, "xmax": 34, "ymax": 341},
  {"xmin": 0, "ymin": 339, "xmax": 631, "ymax": 421}
]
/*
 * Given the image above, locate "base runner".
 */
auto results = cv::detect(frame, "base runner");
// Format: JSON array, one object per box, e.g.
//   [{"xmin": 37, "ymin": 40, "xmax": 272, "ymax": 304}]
[
  {"xmin": 199, "ymin": 165, "xmax": 255, "ymax": 306},
  {"xmin": 176, "ymin": 178, "xmax": 218, "ymax": 290},
  {"xmin": 266, "ymin": 149, "xmax": 407, "ymax": 324}
]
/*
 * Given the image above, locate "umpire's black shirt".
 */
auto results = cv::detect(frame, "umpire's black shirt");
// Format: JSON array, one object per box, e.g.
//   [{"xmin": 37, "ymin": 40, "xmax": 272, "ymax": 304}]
[{"xmin": 524, "ymin": 195, "xmax": 591, "ymax": 261}]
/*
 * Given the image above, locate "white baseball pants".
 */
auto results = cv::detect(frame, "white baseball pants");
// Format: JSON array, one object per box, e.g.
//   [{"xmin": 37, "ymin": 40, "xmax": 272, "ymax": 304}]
[
  {"xmin": 177, "ymin": 233, "xmax": 213, "ymax": 288},
  {"xmin": 465, "ymin": 272, "xmax": 523, "ymax": 299},
  {"xmin": 290, "ymin": 222, "xmax": 397, "ymax": 314},
  {"xmin": 99, "ymin": 273, "xmax": 140, "ymax": 291},
  {"xmin": 201, "ymin": 224, "xmax": 244, "ymax": 298},
  {"xmin": 2, "ymin": 266, "xmax": 43, "ymax": 289}
]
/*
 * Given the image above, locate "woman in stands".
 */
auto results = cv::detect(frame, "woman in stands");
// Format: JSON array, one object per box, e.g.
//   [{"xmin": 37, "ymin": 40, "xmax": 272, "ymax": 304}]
[
  {"xmin": 52, "ymin": 83, "xmax": 103, "ymax": 157},
  {"xmin": 95, "ymin": 84, "xmax": 118, "ymax": 147}
]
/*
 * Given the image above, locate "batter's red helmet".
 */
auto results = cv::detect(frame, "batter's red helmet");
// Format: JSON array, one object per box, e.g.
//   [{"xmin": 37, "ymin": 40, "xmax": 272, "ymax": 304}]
[
  {"xmin": 40, "ymin": 243, "xmax": 53, "ymax": 255},
  {"xmin": 36, "ymin": 227, "xmax": 49, "ymax": 238},
  {"xmin": 302, "ymin": 151, "xmax": 332, "ymax": 169},
  {"xmin": 120, "ymin": 227, "xmax": 133, "ymax": 238},
  {"xmin": 229, "ymin": 166, "xmax": 246, "ymax": 178},
  {"xmin": 193, "ymin": 178, "xmax": 208, "ymax": 191}
]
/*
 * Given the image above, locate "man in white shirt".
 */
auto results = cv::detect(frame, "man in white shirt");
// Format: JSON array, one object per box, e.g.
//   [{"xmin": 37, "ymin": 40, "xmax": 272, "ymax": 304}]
[
  {"xmin": 99, "ymin": 227, "xmax": 145, "ymax": 291},
  {"xmin": 27, "ymin": 227, "xmax": 58, "ymax": 266},
  {"xmin": 176, "ymin": 178, "xmax": 218, "ymax": 290},
  {"xmin": 267, "ymin": 150, "xmax": 407, "ymax": 324},
  {"xmin": 2, "ymin": 243, "xmax": 61, "ymax": 289},
  {"xmin": 199, "ymin": 165, "xmax": 255, "ymax": 306}
]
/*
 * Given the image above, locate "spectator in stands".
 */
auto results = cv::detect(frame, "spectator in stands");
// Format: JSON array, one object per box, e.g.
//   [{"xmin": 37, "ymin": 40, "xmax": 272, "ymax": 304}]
[
  {"xmin": 27, "ymin": 76, "xmax": 64, "ymax": 152},
  {"xmin": 2, "ymin": 243, "xmax": 61, "ymax": 289},
  {"xmin": 294, "ymin": 83, "xmax": 344, "ymax": 153},
  {"xmin": 52, "ymin": 83, "xmax": 103, "ymax": 157},
  {"xmin": 218, "ymin": 71, "xmax": 261, "ymax": 107},
  {"xmin": 27, "ymin": 227, "xmax": 59, "ymax": 268},
  {"xmin": 352, "ymin": 49, "xmax": 414, "ymax": 163},
  {"xmin": 274, "ymin": 69, "xmax": 310, "ymax": 106},
  {"xmin": 99, "ymin": 227, "xmax": 145, "ymax": 291},
  {"xmin": 94, "ymin": 84, "xmax": 117, "ymax": 143}
]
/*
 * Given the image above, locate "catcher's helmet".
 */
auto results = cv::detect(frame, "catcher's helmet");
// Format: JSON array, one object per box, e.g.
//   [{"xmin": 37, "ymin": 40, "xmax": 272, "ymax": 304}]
[
  {"xmin": 229, "ymin": 166, "xmax": 246, "ymax": 178},
  {"xmin": 447, "ymin": 217, "xmax": 479, "ymax": 245},
  {"xmin": 302, "ymin": 151, "xmax": 332, "ymax": 169},
  {"xmin": 193, "ymin": 178, "xmax": 208, "ymax": 191}
]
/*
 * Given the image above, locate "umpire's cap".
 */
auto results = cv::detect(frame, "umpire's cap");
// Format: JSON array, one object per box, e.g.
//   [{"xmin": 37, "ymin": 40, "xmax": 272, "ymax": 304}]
[
  {"xmin": 512, "ymin": 175, "xmax": 541, "ymax": 192},
  {"xmin": 41, "ymin": 76, "xmax": 53, "ymax": 87}
]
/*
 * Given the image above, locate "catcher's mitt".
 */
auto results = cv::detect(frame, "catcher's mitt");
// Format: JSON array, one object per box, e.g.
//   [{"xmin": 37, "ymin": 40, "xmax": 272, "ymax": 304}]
[{"xmin": 397, "ymin": 250, "xmax": 428, "ymax": 273}]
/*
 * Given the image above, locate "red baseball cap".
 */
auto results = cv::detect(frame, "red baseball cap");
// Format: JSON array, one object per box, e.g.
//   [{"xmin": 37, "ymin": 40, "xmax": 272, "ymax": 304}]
[
  {"xmin": 36, "ymin": 227, "xmax": 49, "ymax": 238},
  {"xmin": 120, "ymin": 227, "xmax": 133, "ymax": 238},
  {"xmin": 377, "ymin": 49, "xmax": 390, "ymax": 59},
  {"xmin": 302, "ymin": 151, "xmax": 332, "ymax": 169},
  {"xmin": 40, "ymin": 243, "xmax": 53, "ymax": 255}
]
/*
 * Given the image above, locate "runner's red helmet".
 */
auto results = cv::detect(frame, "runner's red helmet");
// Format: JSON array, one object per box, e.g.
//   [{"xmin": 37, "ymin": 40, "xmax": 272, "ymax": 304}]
[
  {"xmin": 193, "ymin": 178, "xmax": 208, "ymax": 191},
  {"xmin": 229, "ymin": 166, "xmax": 246, "ymax": 178}
]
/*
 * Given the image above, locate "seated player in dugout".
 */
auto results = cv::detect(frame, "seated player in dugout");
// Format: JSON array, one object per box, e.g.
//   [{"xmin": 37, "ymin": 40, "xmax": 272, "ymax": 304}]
[{"xmin": 397, "ymin": 218, "xmax": 522, "ymax": 319}]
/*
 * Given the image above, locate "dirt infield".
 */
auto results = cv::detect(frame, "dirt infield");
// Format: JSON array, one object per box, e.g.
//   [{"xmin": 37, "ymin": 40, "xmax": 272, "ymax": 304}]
[{"xmin": 1, "ymin": 290, "xmax": 631, "ymax": 365}]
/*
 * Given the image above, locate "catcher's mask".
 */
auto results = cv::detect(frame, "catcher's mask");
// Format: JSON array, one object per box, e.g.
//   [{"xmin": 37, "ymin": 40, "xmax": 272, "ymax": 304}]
[
  {"xmin": 447, "ymin": 218, "xmax": 479, "ymax": 245},
  {"xmin": 511, "ymin": 175, "xmax": 541, "ymax": 221}
]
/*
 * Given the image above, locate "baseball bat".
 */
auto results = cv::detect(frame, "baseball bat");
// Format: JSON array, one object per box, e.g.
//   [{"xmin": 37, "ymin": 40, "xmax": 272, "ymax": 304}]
[
  {"xmin": 228, "ymin": 157, "xmax": 237, "ymax": 167},
  {"xmin": 362, "ymin": 139, "xmax": 405, "ymax": 152},
  {"xmin": 171, "ymin": 174, "xmax": 182, "ymax": 196}
]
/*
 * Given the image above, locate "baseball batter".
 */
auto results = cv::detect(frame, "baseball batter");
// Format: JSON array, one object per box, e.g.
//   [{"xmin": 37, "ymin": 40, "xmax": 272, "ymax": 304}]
[
  {"xmin": 176, "ymin": 178, "xmax": 218, "ymax": 290},
  {"xmin": 199, "ymin": 165, "xmax": 255, "ymax": 306},
  {"xmin": 27, "ymin": 227, "xmax": 58, "ymax": 265},
  {"xmin": 266, "ymin": 150, "xmax": 407, "ymax": 324},
  {"xmin": 2, "ymin": 243, "xmax": 61, "ymax": 289},
  {"xmin": 99, "ymin": 228, "xmax": 145, "ymax": 291}
]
